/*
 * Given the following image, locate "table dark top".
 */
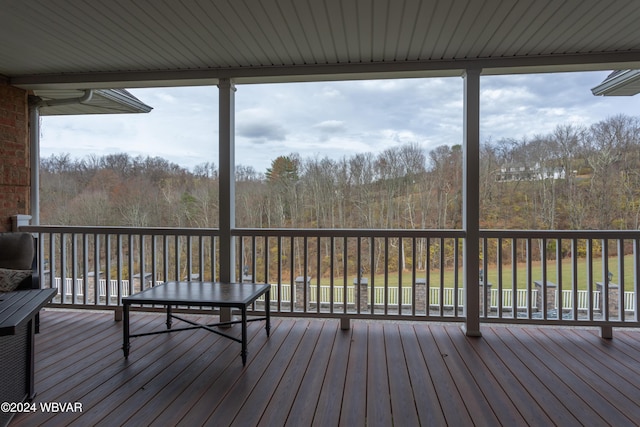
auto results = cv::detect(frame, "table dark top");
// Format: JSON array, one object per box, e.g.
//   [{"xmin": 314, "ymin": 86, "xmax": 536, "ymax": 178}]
[
  {"xmin": 123, "ymin": 281, "xmax": 271, "ymax": 307},
  {"xmin": 0, "ymin": 288, "xmax": 57, "ymax": 336}
]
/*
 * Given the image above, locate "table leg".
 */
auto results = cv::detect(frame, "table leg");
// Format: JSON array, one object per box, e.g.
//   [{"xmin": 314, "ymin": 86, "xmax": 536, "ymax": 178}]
[
  {"xmin": 266, "ymin": 289, "xmax": 271, "ymax": 337},
  {"xmin": 123, "ymin": 303, "xmax": 130, "ymax": 357},
  {"xmin": 166, "ymin": 305, "xmax": 172, "ymax": 329},
  {"xmin": 241, "ymin": 306, "xmax": 247, "ymax": 365}
]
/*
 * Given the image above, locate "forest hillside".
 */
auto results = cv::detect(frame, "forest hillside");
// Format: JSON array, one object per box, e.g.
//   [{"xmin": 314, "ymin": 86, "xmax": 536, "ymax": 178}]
[{"xmin": 40, "ymin": 114, "xmax": 640, "ymax": 231}]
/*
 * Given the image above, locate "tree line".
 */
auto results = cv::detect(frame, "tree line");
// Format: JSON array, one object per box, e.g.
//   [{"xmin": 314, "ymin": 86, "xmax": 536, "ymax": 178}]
[{"xmin": 40, "ymin": 114, "xmax": 640, "ymax": 232}]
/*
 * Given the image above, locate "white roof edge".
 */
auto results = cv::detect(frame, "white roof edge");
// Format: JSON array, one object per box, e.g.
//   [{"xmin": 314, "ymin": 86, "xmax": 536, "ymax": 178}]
[
  {"xmin": 36, "ymin": 88, "xmax": 153, "ymax": 116},
  {"xmin": 95, "ymin": 89, "xmax": 153, "ymax": 113},
  {"xmin": 591, "ymin": 69, "xmax": 640, "ymax": 96}
]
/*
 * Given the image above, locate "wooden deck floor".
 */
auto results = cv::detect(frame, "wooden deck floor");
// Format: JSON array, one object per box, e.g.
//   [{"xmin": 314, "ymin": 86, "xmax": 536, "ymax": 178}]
[{"xmin": 10, "ymin": 309, "xmax": 640, "ymax": 427}]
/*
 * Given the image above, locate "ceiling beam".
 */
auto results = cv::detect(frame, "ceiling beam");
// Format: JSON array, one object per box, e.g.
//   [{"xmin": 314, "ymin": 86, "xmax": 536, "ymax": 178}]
[{"xmin": 12, "ymin": 51, "xmax": 640, "ymax": 90}]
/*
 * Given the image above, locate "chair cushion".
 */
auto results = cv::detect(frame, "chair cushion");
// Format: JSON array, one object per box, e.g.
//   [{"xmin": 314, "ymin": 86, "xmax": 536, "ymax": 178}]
[
  {"xmin": 0, "ymin": 268, "xmax": 32, "ymax": 292},
  {"xmin": 0, "ymin": 232, "xmax": 34, "ymax": 270}
]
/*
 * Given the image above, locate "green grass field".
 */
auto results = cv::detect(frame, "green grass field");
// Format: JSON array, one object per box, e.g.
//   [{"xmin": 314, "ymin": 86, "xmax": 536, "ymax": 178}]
[{"xmin": 315, "ymin": 254, "xmax": 636, "ymax": 292}]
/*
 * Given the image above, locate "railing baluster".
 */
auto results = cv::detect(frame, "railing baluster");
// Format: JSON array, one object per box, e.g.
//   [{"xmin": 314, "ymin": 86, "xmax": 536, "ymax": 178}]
[
  {"xmin": 151, "ymin": 235, "xmax": 157, "ymax": 287},
  {"xmin": 343, "ymin": 236, "xmax": 348, "ymax": 314},
  {"xmin": 290, "ymin": 236, "xmax": 295, "ymax": 314},
  {"xmin": 162, "ymin": 235, "xmax": 169, "ymax": 283},
  {"xmin": 526, "ymin": 238, "xmax": 532, "ymax": 319},
  {"xmin": 572, "ymin": 238, "xmax": 579, "ymax": 321},
  {"xmin": 186, "ymin": 235, "xmax": 192, "ymax": 281},
  {"xmin": 619, "ymin": 239, "xmax": 625, "ymax": 322},
  {"xmin": 71, "ymin": 233, "xmax": 78, "ymax": 303},
  {"xmin": 174, "ymin": 235, "xmax": 180, "ymax": 281},
  {"xmin": 454, "ymin": 237, "xmax": 460, "ymax": 318},
  {"xmin": 497, "ymin": 237, "xmax": 503, "ymax": 318},
  {"xmin": 316, "ymin": 237, "xmax": 321, "ymax": 314},
  {"xmin": 93, "ymin": 233, "xmax": 98, "ymax": 305},
  {"xmin": 82, "ymin": 233, "xmax": 89, "ymax": 305},
  {"xmin": 439, "ymin": 237, "xmax": 444, "ymax": 316},
  {"xmin": 329, "ymin": 236, "xmax": 334, "ymax": 313},
  {"xmin": 511, "ymin": 238, "xmax": 517, "ymax": 317},
  {"xmin": 370, "ymin": 236, "xmax": 375, "ymax": 314},
  {"xmin": 384, "ymin": 237, "xmax": 389, "ymax": 316},
  {"xmin": 587, "ymin": 239, "xmax": 594, "ymax": 321},
  {"xmin": 397, "ymin": 237, "xmax": 403, "ymax": 315},
  {"xmin": 211, "ymin": 235, "xmax": 217, "ymax": 282},
  {"xmin": 542, "ymin": 237, "xmax": 548, "ymax": 320},
  {"xmin": 263, "ymin": 235, "xmax": 269, "ymax": 284},
  {"xmin": 603, "ymin": 239, "xmax": 609, "ymax": 321},
  {"xmin": 106, "ymin": 234, "xmax": 112, "ymax": 302},
  {"xmin": 198, "ymin": 235, "xmax": 204, "ymax": 282},
  {"xmin": 277, "ymin": 236, "xmax": 282, "ymax": 311},
  {"xmin": 411, "ymin": 237, "xmax": 416, "ymax": 316},
  {"xmin": 556, "ymin": 238, "xmax": 562, "ymax": 319}
]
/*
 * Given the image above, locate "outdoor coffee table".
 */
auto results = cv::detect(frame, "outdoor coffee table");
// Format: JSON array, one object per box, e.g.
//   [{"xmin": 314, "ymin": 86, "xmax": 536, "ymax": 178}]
[{"xmin": 122, "ymin": 281, "xmax": 270, "ymax": 365}]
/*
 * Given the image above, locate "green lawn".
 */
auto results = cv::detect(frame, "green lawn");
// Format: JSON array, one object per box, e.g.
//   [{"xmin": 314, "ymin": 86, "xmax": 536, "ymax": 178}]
[
  {"xmin": 315, "ymin": 254, "xmax": 636, "ymax": 292},
  {"xmin": 483, "ymin": 254, "xmax": 635, "ymax": 292}
]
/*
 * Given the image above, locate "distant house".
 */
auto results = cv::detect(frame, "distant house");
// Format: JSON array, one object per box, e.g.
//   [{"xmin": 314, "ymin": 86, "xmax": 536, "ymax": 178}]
[{"xmin": 496, "ymin": 162, "xmax": 566, "ymax": 182}]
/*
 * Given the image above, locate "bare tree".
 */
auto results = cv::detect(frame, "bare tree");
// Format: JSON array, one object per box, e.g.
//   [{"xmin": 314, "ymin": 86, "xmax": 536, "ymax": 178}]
[
  {"xmin": 585, "ymin": 115, "xmax": 639, "ymax": 228},
  {"xmin": 428, "ymin": 145, "xmax": 462, "ymax": 228}
]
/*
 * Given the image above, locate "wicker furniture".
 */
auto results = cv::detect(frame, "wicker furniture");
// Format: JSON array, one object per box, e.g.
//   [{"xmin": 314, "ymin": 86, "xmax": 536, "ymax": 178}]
[{"xmin": 0, "ymin": 288, "xmax": 56, "ymax": 427}]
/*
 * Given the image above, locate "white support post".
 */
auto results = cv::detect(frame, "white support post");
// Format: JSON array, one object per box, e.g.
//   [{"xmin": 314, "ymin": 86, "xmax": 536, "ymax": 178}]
[
  {"xmin": 218, "ymin": 78, "xmax": 236, "ymax": 324},
  {"xmin": 28, "ymin": 99, "xmax": 40, "ymax": 225},
  {"xmin": 462, "ymin": 68, "xmax": 482, "ymax": 337}
]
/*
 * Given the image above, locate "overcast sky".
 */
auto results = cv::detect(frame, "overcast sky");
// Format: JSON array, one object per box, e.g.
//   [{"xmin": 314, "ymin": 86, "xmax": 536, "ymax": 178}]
[{"xmin": 40, "ymin": 71, "xmax": 640, "ymax": 174}]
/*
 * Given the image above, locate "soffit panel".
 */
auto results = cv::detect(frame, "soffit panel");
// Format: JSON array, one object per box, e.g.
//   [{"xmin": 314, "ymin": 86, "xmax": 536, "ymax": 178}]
[{"xmin": 2, "ymin": 0, "xmax": 640, "ymax": 88}]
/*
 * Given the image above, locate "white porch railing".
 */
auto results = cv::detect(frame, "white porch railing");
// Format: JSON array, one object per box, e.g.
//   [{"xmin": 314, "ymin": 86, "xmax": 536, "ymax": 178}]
[
  {"xmin": 54, "ymin": 278, "xmax": 133, "ymax": 298},
  {"xmin": 21, "ymin": 226, "xmax": 640, "ymax": 327},
  {"xmin": 53, "ymin": 277, "xmax": 161, "ymax": 298},
  {"xmin": 55, "ymin": 279, "xmax": 637, "ymax": 313}
]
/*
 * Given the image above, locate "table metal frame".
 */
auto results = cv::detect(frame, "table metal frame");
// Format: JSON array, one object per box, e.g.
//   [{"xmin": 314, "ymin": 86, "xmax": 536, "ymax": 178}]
[{"xmin": 122, "ymin": 281, "xmax": 270, "ymax": 365}]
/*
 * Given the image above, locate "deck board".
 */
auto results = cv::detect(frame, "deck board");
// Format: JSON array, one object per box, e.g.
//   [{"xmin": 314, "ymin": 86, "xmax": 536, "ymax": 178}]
[
  {"xmin": 310, "ymin": 322, "xmax": 351, "ymax": 427},
  {"xmin": 256, "ymin": 319, "xmax": 324, "ymax": 426},
  {"xmin": 435, "ymin": 325, "xmax": 501, "ymax": 425},
  {"xmin": 147, "ymin": 321, "xmax": 267, "ymax": 426},
  {"xmin": 367, "ymin": 322, "xmax": 392, "ymax": 427},
  {"xmin": 501, "ymin": 326, "xmax": 608, "ymax": 426},
  {"xmin": 415, "ymin": 325, "xmax": 474, "ymax": 426},
  {"xmin": 9, "ymin": 310, "xmax": 640, "ymax": 427},
  {"xmin": 385, "ymin": 324, "xmax": 420, "ymax": 427},
  {"xmin": 398, "ymin": 325, "xmax": 448, "ymax": 426},
  {"xmin": 535, "ymin": 327, "xmax": 640, "ymax": 422},
  {"xmin": 177, "ymin": 319, "xmax": 291, "ymax": 426},
  {"xmin": 465, "ymin": 327, "xmax": 553, "ymax": 425},
  {"xmin": 340, "ymin": 321, "xmax": 368, "ymax": 426},
  {"xmin": 230, "ymin": 320, "xmax": 319, "ymax": 427},
  {"xmin": 284, "ymin": 320, "xmax": 337, "ymax": 427},
  {"xmin": 444, "ymin": 326, "xmax": 523, "ymax": 426}
]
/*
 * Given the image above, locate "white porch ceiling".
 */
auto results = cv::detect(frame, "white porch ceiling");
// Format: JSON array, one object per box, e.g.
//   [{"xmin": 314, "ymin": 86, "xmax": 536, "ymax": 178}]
[{"xmin": 2, "ymin": 0, "xmax": 640, "ymax": 90}]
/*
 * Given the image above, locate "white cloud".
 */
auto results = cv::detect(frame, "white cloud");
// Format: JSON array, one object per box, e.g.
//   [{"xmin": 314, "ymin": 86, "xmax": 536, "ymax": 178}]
[
  {"xmin": 313, "ymin": 119, "xmax": 345, "ymax": 130},
  {"xmin": 317, "ymin": 86, "xmax": 342, "ymax": 99},
  {"xmin": 40, "ymin": 71, "xmax": 640, "ymax": 173},
  {"xmin": 482, "ymin": 86, "xmax": 536, "ymax": 103},
  {"xmin": 152, "ymin": 92, "xmax": 177, "ymax": 104}
]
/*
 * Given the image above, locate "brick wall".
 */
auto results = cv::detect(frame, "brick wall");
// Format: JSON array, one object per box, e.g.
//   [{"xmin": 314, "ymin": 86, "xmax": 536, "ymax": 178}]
[{"xmin": 0, "ymin": 83, "xmax": 30, "ymax": 231}]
